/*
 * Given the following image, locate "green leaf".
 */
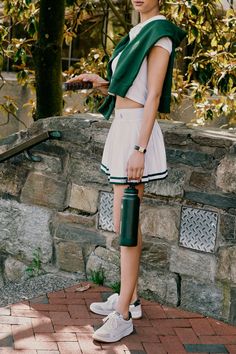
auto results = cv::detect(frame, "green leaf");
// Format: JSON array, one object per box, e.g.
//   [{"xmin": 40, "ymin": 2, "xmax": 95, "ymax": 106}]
[
  {"xmin": 191, "ymin": 5, "xmax": 199, "ymax": 16},
  {"xmin": 206, "ymin": 109, "xmax": 213, "ymax": 120},
  {"xmin": 27, "ymin": 17, "xmax": 38, "ymax": 35},
  {"xmin": 191, "ymin": 27, "xmax": 198, "ymax": 38},
  {"xmin": 211, "ymin": 37, "xmax": 218, "ymax": 47}
]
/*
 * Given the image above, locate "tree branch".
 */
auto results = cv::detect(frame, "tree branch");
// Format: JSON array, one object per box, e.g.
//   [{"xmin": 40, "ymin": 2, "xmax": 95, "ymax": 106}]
[{"xmin": 0, "ymin": 107, "xmax": 27, "ymax": 128}]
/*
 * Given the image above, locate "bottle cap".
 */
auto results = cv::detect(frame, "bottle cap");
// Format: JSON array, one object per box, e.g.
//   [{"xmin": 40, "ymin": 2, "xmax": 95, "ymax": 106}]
[{"xmin": 125, "ymin": 184, "xmax": 138, "ymax": 194}]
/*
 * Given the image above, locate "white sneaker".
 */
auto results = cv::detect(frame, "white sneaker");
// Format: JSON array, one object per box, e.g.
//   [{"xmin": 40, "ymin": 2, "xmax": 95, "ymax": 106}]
[
  {"xmin": 90, "ymin": 293, "xmax": 142, "ymax": 319},
  {"xmin": 92, "ymin": 311, "xmax": 133, "ymax": 342},
  {"xmin": 129, "ymin": 299, "xmax": 142, "ymax": 319}
]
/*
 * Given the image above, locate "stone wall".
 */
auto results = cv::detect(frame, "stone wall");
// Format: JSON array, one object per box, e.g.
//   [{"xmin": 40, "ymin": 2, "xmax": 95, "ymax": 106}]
[{"xmin": 0, "ymin": 113, "xmax": 236, "ymax": 324}]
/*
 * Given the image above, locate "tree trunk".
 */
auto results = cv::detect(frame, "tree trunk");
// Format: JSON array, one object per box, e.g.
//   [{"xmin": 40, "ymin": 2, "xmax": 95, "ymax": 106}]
[{"xmin": 32, "ymin": 0, "xmax": 65, "ymax": 120}]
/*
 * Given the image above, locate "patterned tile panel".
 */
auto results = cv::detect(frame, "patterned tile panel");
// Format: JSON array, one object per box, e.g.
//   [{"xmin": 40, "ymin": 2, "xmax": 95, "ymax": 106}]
[
  {"xmin": 179, "ymin": 206, "xmax": 218, "ymax": 253},
  {"xmin": 98, "ymin": 191, "xmax": 114, "ymax": 232}
]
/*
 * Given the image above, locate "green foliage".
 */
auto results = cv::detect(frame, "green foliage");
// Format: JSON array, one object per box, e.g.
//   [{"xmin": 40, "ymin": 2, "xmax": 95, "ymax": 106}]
[
  {"xmin": 0, "ymin": 0, "xmax": 39, "ymax": 120},
  {"xmin": 0, "ymin": 95, "xmax": 18, "ymax": 118},
  {"xmin": 64, "ymin": 47, "xmax": 110, "ymax": 112},
  {"xmin": 66, "ymin": 0, "xmax": 236, "ymax": 126},
  {"xmin": 71, "ymin": 48, "xmax": 109, "ymax": 80},
  {"xmin": 163, "ymin": 1, "xmax": 236, "ymax": 125},
  {"xmin": 0, "ymin": 94, "xmax": 28, "ymax": 128},
  {"xmin": 89, "ymin": 267, "xmax": 105, "ymax": 286},
  {"xmin": 110, "ymin": 281, "xmax": 121, "ymax": 294},
  {"xmin": 3, "ymin": 0, "xmax": 39, "ymax": 38},
  {"xmin": 25, "ymin": 248, "xmax": 43, "ymax": 278}
]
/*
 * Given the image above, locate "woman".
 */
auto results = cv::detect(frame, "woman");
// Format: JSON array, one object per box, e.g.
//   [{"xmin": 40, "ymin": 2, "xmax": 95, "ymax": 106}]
[{"xmin": 68, "ymin": 0, "xmax": 185, "ymax": 343}]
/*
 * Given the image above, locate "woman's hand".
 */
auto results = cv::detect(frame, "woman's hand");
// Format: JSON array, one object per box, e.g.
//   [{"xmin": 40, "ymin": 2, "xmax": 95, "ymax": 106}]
[
  {"xmin": 126, "ymin": 151, "xmax": 145, "ymax": 182},
  {"xmin": 66, "ymin": 73, "xmax": 109, "ymax": 95}
]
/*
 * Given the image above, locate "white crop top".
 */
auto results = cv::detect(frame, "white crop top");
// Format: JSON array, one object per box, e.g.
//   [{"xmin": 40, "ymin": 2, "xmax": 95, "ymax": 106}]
[{"xmin": 111, "ymin": 15, "xmax": 172, "ymax": 105}]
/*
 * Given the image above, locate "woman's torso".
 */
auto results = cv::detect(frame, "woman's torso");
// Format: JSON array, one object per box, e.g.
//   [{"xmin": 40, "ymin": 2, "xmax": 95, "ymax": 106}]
[
  {"xmin": 115, "ymin": 96, "xmax": 144, "ymax": 109},
  {"xmin": 113, "ymin": 15, "xmax": 172, "ymax": 109}
]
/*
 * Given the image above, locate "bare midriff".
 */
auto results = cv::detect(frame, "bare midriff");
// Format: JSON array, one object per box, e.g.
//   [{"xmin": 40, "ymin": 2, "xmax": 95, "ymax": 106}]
[{"xmin": 115, "ymin": 95, "xmax": 144, "ymax": 109}]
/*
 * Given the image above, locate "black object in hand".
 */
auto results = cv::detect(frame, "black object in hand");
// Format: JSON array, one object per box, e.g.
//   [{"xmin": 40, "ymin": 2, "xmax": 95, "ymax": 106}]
[{"xmin": 63, "ymin": 81, "xmax": 93, "ymax": 91}]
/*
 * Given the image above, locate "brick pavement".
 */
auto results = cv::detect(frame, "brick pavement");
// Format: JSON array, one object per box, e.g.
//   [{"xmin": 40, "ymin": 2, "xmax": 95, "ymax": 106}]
[{"xmin": 0, "ymin": 282, "xmax": 235, "ymax": 354}]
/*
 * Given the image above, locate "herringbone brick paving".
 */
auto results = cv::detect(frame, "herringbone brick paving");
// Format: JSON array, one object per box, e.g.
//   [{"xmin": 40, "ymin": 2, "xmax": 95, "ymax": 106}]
[{"xmin": 0, "ymin": 282, "xmax": 235, "ymax": 353}]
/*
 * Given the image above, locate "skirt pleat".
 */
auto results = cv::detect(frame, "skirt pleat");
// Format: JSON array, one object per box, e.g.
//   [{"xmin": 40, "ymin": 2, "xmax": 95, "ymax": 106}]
[{"xmin": 101, "ymin": 108, "xmax": 168, "ymax": 184}]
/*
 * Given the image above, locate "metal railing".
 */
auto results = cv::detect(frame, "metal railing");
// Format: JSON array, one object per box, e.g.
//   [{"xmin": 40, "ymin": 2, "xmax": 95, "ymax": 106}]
[{"xmin": 0, "ymin": 131, "xmax": 61, "ymax": 163}]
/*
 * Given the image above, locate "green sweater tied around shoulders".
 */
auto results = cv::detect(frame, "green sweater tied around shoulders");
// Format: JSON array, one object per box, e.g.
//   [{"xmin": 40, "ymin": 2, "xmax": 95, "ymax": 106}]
[{"xmin": 98, "ymin": 19, "xmax": 186, "ymax": 120}]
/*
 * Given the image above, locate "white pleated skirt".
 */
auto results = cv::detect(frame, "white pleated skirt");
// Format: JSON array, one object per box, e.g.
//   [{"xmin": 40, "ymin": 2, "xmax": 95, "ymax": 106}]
[{"xmin": 101, "ymin": 108, "xmax": 168, "ymax": 184}]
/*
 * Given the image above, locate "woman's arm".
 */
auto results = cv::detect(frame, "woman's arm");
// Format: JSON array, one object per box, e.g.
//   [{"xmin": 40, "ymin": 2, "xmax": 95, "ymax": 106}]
[
  {"xmin": 127, "ymin": 46, "xmax": 170, "ymax": 181},
  {"xmin": 66, "ymin": 73, "xmax": 109, "ymax": 96}
]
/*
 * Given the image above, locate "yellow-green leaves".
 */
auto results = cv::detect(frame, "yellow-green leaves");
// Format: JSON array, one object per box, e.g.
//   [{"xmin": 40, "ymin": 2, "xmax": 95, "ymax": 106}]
[{"xmin": 163, "ymin": 0, "xmax": 236, "ymax": 126}]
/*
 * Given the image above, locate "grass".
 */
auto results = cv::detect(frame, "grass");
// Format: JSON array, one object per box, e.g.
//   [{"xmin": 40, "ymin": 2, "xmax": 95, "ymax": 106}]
[
  {"xmin": 110, "ymin": 281, "xmax": 120, "ymax": 294},
  {"xmin": 25, "ymin": 248, "xmax": 43, "ymax": 278},
  {"xmin": 89, "ymin": 267, "xmax": 105, "ymax": 285}
]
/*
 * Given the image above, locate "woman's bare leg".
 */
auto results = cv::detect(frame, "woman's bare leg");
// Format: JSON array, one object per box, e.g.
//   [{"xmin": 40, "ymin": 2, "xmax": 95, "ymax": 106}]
[
  {"xmin": 130, "ymin": 225, "xmax": 142, "ymax": 303},
  {"xmin": 113, "ymin": 183, "xmax": 144, "ymax": 318}
]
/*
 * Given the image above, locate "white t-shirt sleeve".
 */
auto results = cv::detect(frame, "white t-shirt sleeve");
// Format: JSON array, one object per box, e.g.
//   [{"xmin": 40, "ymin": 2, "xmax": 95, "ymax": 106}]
[{"xmin": 154, "ymin": 37, "xmax": 172, "ymax": 54}]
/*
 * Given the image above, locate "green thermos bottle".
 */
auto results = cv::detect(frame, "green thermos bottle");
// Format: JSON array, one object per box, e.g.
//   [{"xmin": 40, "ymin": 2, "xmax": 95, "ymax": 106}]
[{"xmin": 120, "ymin": 184, "xmax": 140, "ymax": 247}]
